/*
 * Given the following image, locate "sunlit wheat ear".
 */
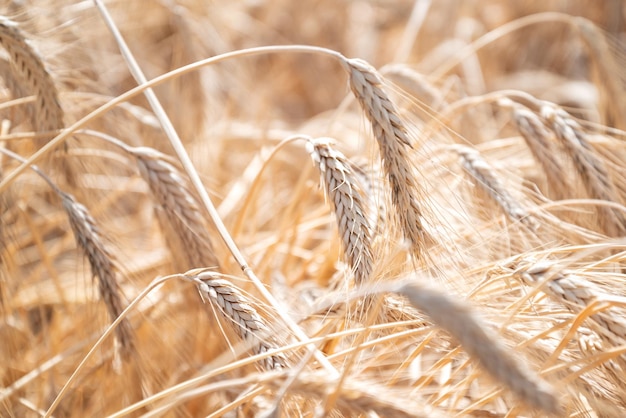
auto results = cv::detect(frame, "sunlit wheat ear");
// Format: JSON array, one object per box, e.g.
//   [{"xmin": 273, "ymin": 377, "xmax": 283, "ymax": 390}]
[
  {"xmin": 130, "ymin": 146, "xmax": 219, "ymax": 270},
  {"xmin": 541, "ymin": 106, "xmax": 626, "ymax": 237},
  {"xmin": 341, "ymin": 57, "xmax": 432, "ymax": 262},
  {"xmin": 452, "ymin": 144, "xmax": 537, "ymax": 230},
  {"xmin": 306, "ymin": 138, "xmax": 374, "ymax": 286},
  {"xmin": 509, "ymin": 259, "xmax": 626, "ymax": 346},
  {"xmin": 0, "ymin": 18, "xmax": 64, "ymax": 144},
  {"xmin": 60, "ymin": 192, "xmax": 134, "ymax": 357},
  {"xmin": 189, "ymin": 271, "xmax": 287, "ymax": 370},
  {"xmin": 501, "ymin": 100, "xmax": 570, "ymax": 200},
  {"xmin": 398, "ymin": 281, "xmax": 560, "ymax": 414}
]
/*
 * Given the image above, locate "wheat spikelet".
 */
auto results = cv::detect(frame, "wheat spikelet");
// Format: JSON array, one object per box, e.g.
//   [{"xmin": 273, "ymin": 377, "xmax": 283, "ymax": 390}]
[
  {"xmin": 60, "ymin": 192, "xmax": 134, "ymax": 357},
  {"xmin": 0, "ymin": 17, "xmax": 64, "ymax": 145},
  {"xmin": 131, "ymin": 146, "xmax": 219, "ymax": 271},
  {"xmin": 541, "ymin": 106, "xmax": 626, "ymax": 237},
  {"xmin": 306, "ymin": 138, "xmax": 373, "ymax": 286},
  {"xmin": 453, "ymin": 144, "xmax": 537, "ymax": 230},
  {"xmin": 509, "ymin": 259, "xmax": 626, "ymax": 346},
  {"xmin": 190, "ymin": 271, "xmax": 287, "ymax": 370},
  {"xmin": 398, "ymin": 280, "xmax": 559, "ymax": 414},
  {"xmin": 341, "ymin": 57, "xmax": 432, "ymax": 262}
]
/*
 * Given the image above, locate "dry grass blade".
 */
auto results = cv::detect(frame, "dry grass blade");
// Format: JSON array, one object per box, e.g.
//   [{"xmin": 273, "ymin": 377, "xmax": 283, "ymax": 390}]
[
  {"xmin": 60, "ymin": 192, "xmax": 134, "ymax": 357},
  {"xmin": 190, "ymin": 271, "xmax": 287, "ymax": 370},
  {"xmin": 509, "ymin": 259, "xmax": 626, "ymax": 346},
  {"xmin": 541, "ymin": 106, "xmax": 626, "ymax": 237},
  {"xmin": 131, "ymin": 146, "xmax": 219, "ymax": 271},
  {"xmin": 453, "ymin": 144, "xmax": 537, "ymax": 230},
  {"xmin": 341, "ymin": 57, "xmax": 432, "ymax": 262},
  {"xmin": 398, "ymin": 280, "xmax": 559, "ymax": 414},
  {"xmin": 0, "ymin": 17, "xmax": 64, "ymax": 144},
  {"xmin": 306, "ymin": 138, "xmax": 374, "ymax": 285}
]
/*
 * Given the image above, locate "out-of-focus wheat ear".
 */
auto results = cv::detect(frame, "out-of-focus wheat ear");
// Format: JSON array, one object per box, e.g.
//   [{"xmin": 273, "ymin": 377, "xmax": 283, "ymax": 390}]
[
  {"xmin": 341, "ymin": 57, "xmax": 432, "ymax": 261},
  {"xmin": 576, "ymin": 17, "xmax": 626, "ymax": 131},
  {"xmin": 541, "ymin": 105, "xmax": 626, "ymax": 237},
  {"xmin": 350, "ymin": 157, "xmax": 386, "ymax": 235},
  {"xmin": 510, "ymin": 259, "xmax": 626, "ymax": 347},
  {"xmin": 398, "ymin": 280, "xmax": 560, "ymax": 414},
  {"xmin": 131, "ymin": 146, "xmax": 219, "ymax": 271},
  {"xmin": 190, "ymin": 271, "xmax": 287, "ymax": 370},
  {"xmin": 60, "ymin": 192, "xmax": 134, "ymax": 358},
  {"xmin": 500, "ymin": 99, "xmax": 571, "ymax": 200},
  {"xmin": 452, "ymin": 144, "xmax": 538, "ymax": 230},
  {"xmin": 0, "ymin": 18, "xmax": 64, "ymax": 145},
  {"xmin": 306, "ymin": 138, "xmax": 374, "ymax": 286}
]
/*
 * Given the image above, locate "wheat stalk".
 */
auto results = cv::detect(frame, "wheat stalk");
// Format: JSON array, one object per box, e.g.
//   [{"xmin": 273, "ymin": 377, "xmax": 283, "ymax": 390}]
[
  {"xmin": 541, "ymin": 105, "xmax": 626, "ymax": 237},
  {"xmin": 306, "ymin": 138, "xmax": 374, "ymax": 286},
  {"xmin": 341, "ymin": 57, "xmax": 432, "ymax": 261},
  {"xmin": 0, "ymin": 17, "xmax": 64, "ymax": 144},
  {"xmin": 60, "ymin": 192, "xmax": 134, "ymax": 357},
  {"xmin": 398, "ymin": 280, "xmax": 559, "ymax": 414},
  {"xmin": 189, "ymin": 271, "xmax": 287, "ymax": 370},
  {"xmin": 131, "ymin": 146, "xmax": 219, "ymax": 271},
  {"xmin": 452, "ymin": 144, "xmax": 537, "ymax": 230}
]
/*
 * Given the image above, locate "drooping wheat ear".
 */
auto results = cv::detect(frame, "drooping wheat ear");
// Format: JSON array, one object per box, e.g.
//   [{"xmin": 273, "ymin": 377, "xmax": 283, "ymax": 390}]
[
  {"xmin": 60, "ymin": 192, "xmax": 134, "ymax": 357},
  {"xmin": 0, "ymin": 17, "xmax": 64, "ymax": 144},
  {"xmin": 509, "ymin": 259, "xmax": 626, "ymax": 346},
  {"xmin": 398, "ymin": 280, "xmax": 559, "ymax": 414},
  {"xmin": 382, "ymin": 63, "xmax": 446, "ymax": 110},
  {"xmin": 452, "ymin": 144, "xmax": 538, "ymax": 230},
  {"xmin": 500, "ymin": 99, "xmax": 571, "ymax": 200},
  {"xmin": 131, "ymin": 146, "xmax": 219, "ymax": 271},
  {"xmin": 541, "ymin": 106, "xmax": 626, "ymax": 237},
  {"xmin": 189, "ymin": 271, "xmax": 287, "ymax": 370},
  {"xmin": 341, "ymin": 57, "xmax": 432, "ymax": 261},
  {"xmin": 306, "ymin": 138, "xmax": 373, "ymax": 286}
]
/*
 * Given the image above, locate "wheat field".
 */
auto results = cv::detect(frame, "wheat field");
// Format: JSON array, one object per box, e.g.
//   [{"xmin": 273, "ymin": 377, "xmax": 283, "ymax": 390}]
[{"xmin": 2, "ymin": 1, "xmax": 626, "ymax": 417}]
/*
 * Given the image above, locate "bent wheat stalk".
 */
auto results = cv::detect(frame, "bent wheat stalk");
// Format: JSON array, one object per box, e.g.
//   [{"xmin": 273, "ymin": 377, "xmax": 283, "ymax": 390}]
[
  {"xmin": 306, "ymin": 138, "xmax": 373, "ymax": 285},
  {"xmin": 188, "ymin": 271, "xmax": 287, "ymax": 370},
  {"xmin": 341, "ymin": 57, "xmax": 432, "ymax": 261}
]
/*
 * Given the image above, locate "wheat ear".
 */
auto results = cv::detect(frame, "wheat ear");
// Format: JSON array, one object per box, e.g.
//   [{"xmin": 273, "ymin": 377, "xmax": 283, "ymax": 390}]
[
  {"xmin": 398, "ymin": 281, "xmax": 559, "ymax": 414},
  {"xmin": 189, "ymin": 271, "xmax": 287, "ymax": 370},
  {"xmin": 131, "ymin": 146, "xmax": 219, "ymax": 271},
  {"xmin": 501, "ymin": 99, "xmax": 570, "ymax": 200},
  {"xmin": 60, "ymin": 192, "xmax": 134, "ymax": 357},
  {"xmin": 541, "ymin": 106, "xmax": 626, "ymax": 237},
  {"xmin": 341, "ymin": 57, "xmax": 431, "ymax": 261},
  {"xmin": 453, "ymin": 144, "xmax": 537, "ymax": 230},
  {"xmin": 510, "ymin": 259, "xmax": 626, "ymax": 346},
  {"xmin": 306, "ymin": 138, "xmax": 374, "ymax": 286},
  {"xmin": 0, "ymin": 18, "xmax": 64, "ymax": 143}
]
